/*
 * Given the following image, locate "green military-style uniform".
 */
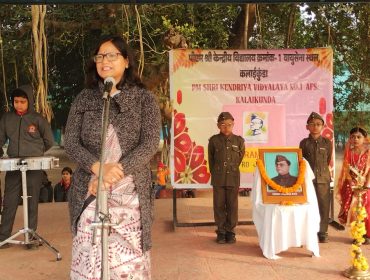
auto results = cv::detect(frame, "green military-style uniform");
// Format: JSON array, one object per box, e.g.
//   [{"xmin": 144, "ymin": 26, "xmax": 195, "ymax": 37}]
[
  {"xmin": 208, "ymin": 132, "xmax": 245, "ymax": 238},
  {"xmin": 208, "ymin": 133, "xmax": 245, "ymax": 187},
  {"xmin": 300, "ymin": 135, "xmax": 332, "ymax": 184},
  {"xmin": 300, "ymin": 112, "xmax": 332, "ymax": 241}
]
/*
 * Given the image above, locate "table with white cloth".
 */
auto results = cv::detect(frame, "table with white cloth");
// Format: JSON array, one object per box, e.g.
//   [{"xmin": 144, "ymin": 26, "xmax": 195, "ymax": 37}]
[{"xmin": 252, "ymin": 159, "xmax": 321, "ymax": 259}]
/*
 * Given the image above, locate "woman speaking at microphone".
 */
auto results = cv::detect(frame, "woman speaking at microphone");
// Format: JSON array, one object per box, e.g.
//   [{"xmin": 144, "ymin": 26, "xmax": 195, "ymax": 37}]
[{"xmin": 65, "ymin": 35, "xmax": 160, "ymax": 279}]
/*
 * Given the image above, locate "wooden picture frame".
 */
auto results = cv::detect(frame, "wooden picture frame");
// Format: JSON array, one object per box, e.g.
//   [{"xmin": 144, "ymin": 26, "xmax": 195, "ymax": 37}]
[{"xmin": 258, "ymin": 148, "xmax": 307, "ymax": 204}]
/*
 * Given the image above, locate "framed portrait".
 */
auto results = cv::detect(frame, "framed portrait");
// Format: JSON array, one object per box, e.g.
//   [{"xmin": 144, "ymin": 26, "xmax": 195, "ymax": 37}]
[{"xmin": 257, "ymin": 148, "xmax": 307, "ymax": 204}]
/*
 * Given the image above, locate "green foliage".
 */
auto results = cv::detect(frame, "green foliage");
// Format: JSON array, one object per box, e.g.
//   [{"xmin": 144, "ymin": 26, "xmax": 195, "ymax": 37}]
[
  {"xmin": 248, "ymin": 3, "xmax": 369, "ymax": 117},
  {"xmin": 334, "ymin": 111, "xmax": 370, "ymax": 144},
  {"xmin": 161, "ymin": 16, "xmax": 196, "ymax": 44},
  {"xmin": 0, "ymin": 3, "xmax": 367, "ymax": 129},
  {"xmin": 0, "ymin": 5, "xmax": 33, "ymax": 88}
]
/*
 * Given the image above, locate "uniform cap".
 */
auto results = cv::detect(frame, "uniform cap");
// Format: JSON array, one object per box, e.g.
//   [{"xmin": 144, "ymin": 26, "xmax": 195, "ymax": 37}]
[
  {"xmin": 307, "ymin": 112, "xmax": 324, "ymax": 124},
  {"xmin": 275, "ymin": 155, "xmax": 291, "ymax": 165},
  {"xmin": 217, "ymin": 112, "xmax": 234, "ymax": 123}
]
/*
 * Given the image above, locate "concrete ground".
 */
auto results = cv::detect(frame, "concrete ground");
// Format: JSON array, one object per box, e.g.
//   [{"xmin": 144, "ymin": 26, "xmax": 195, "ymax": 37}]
[{"xmin": 0, "ymin": 147, "xmax": 367, "ymax": 280}]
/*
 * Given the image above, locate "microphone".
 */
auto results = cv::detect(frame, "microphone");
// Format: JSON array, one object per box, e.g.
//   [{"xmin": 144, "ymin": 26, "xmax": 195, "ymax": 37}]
[{"xmin": 102, "ymin": 77, "xmax": 116, "ymax": 99}]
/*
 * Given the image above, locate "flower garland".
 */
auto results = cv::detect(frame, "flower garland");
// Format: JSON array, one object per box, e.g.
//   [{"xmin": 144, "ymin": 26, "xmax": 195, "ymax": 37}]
[
  {"xmin": 256, "ymin": 159, "xmax": 306, "ymax": 194},
  {"xmin": 350, "ymin": 206, "xmax": 369, "ymax": 271}
]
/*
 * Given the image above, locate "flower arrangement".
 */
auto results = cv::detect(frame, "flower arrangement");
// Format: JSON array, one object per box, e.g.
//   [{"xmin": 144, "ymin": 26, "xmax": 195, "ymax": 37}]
[
  {"xmin": 256, "ymin": 159, "xmax": 306, "ymax": 194},
  {"xmin": 350, "ymin": 206, "xmax": 369, "ymax": 271}
]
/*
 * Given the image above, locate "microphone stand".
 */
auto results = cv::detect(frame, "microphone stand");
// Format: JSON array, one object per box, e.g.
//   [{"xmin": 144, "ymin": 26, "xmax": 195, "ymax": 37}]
[{"xmin": 91, "ymin": 90, "xmax": 112, "ymax": 280}]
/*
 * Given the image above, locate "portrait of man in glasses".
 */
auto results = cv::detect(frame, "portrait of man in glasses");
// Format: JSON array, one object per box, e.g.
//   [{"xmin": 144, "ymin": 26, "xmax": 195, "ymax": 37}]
[{"xmin": 270, "ymin": 154, "xmax": 298, "ymax": 187}]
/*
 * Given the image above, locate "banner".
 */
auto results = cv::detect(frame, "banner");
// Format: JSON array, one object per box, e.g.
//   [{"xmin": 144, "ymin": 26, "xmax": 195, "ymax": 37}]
[{"xmin": 170, "ymin": 48, "xmax": 333, "ymax": 189}]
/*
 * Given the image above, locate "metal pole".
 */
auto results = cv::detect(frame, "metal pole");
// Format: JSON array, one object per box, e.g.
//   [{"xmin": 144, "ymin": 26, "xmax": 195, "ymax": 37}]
[
  {"xmin": 91, "ymin": 93, "xmax": 111, "ymax": 280},
  {"xmin": 20, "ymin": 164, "xmax": 29, "ymax": 243}
]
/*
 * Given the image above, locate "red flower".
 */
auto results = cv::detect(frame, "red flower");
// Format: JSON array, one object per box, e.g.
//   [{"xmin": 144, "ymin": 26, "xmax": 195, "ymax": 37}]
[
  {"xmin": 326, "ymin": 113, "xmax": 333, "ymax": 129},
  {"xmin": 317, "ymin": 97, "xmax": 334, "ymax": 170},
  {"xmin": 173, "ymin": 110, "xmax": 211, "ymax": 184},
  {"xmin": 319, "ymin": 97, "xmax": 326, "ymax": 115},
  {"xmin": 177, "ymin": 90, "xmax": 182, "ymax": 105},
  {"xmin": 174, "ymin": 111, "xmax": 191, "ymax": 154}
]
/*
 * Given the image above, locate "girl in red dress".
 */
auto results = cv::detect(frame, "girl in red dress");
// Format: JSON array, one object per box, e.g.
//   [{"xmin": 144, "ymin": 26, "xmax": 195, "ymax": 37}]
[{"xmin": 337, "ymin": 127, "xmax": 370, "ymax": 242}]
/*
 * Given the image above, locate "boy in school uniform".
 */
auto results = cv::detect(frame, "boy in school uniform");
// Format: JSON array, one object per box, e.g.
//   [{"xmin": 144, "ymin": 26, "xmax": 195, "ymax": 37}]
[
  {"xmin": 208, "ymin": 112, "xmax": 245, "ymax": 244},
  {"xmin": 299, "ymin": 112, "xmax": 332, "ymax": 243},
  {"xmin": 0, "ymin": 85, "xmax": 54, "ymax": 249}
]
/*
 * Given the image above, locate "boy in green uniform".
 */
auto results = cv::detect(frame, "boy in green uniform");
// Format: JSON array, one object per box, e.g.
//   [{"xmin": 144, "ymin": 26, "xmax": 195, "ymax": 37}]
[
  {"xmin": 208, "ymin": 112, "xmax": 245, "ymax": 244},
  {"xmin": 299, "ymin": 112, "xmax": 332, "ymax": 243}
]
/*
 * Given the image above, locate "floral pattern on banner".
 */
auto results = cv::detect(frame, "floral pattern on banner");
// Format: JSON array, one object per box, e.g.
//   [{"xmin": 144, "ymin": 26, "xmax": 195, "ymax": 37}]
[
  {"xmin": 173, "ymin": 49, "xmax": 202, "ymax": 73},
  {"xmin": 318, "ymin": 97, "xmax": 334, "ymax": 171},
  {"xmin": 307, "ymin": 48, "xmax": 333, "ymax": 73},
  {"xmin": 174, "ymin": 109, "xmax": 211, "ymax": 184}
]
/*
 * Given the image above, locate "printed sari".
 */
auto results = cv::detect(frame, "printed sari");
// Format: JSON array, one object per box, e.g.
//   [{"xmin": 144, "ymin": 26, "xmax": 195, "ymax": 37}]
[{"xmin": 71, "ymin": 125, "xmax": 151, "ymax": 280}]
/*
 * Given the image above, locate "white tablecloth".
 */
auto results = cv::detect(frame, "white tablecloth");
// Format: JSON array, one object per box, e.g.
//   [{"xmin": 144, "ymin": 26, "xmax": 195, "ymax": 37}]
[{"xmin": 252, "ymin": 159, "xmax": 320, "ymax": 259}]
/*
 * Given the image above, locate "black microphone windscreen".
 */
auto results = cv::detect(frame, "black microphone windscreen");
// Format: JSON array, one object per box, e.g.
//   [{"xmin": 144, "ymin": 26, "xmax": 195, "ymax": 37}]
[{"xmin": 104, "ymin": 77, "xmax": 116, "ymax": 86}]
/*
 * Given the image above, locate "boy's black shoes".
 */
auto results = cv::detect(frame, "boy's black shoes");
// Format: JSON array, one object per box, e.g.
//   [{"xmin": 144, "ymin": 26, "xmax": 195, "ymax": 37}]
[
  {"xmin": 318, "ymin": 236, "xmax": 329, "ymax": 243},
  {"xmin": 318, "ymin": 232, "xmax": 328, "ymax": 243},
  {"xmin": 226, "ymin": 232, "xmax": 236, "ymax": 244},
  {"xmin": 216, "ymin": 233, "xmax": 226, "ymax": 244}
]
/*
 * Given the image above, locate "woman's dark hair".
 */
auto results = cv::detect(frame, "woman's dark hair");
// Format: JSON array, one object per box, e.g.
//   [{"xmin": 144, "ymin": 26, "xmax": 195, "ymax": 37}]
[
  {"xmin": 62, "ymin": 166, "xmax": 73, "ymax": 175},
  {"xmin": 350, "ymin": 126, "xmax": 368, "ymax": 137},
  {"xmin": 85, "ymin": 35, "xmax": 144, "ymax": 89}
]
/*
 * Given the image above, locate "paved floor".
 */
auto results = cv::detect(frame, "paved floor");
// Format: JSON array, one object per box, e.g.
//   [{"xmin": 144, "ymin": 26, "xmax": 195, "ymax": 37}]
[{"xmin": 0, "ymin": 147, "xmax": 367, "ymax": 280}]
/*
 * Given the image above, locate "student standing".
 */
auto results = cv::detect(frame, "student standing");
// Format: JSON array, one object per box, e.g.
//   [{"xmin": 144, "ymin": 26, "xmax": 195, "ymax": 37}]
[
  {"xmin": 0, "ymin": 85, "xmax": 54, "ymax": 249},
  {"xmin": 337, "ymin": 127, "xmax": 369, "ymax": 243},
  {"xmin": 299, "ymin": 112, "xmax": 332, "ymax": 243},
  {"xmin": 208, "ymin": 112, "xmax": 245, "ymax": 244},
  {"xmin": 53, "ymin": 167, "xmax": 72, "ymax": 202}
]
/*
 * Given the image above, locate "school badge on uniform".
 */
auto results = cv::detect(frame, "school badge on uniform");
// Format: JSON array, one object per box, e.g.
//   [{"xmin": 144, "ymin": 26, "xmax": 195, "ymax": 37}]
[{"xmin": 28, "ymin": 124, "xmax": 37, "ymax": 133}]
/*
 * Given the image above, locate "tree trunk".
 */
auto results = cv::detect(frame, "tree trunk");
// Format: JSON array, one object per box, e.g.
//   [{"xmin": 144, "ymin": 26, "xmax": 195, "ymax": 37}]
[
  {"xmin": 285, "ymin": 4, "xmax": 297, "ymax": 48},
  {"xmin": 229, "ymin": 4, "xmax": 256, "ymax": 49},
  {"xmin": 31, "ymin": 5, "xmax": 53, "ymax": 122},
  {"xmin": 0, "ymin": 26, "xmax": 8, "ymax": 112}
]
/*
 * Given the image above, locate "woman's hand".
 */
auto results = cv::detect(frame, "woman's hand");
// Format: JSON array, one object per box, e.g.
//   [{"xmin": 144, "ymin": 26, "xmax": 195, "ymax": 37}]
[
  {"xmin": 88, "ymin": 178, "xmax": 111, "ymax": 196},
  {"xmin": 91, "ymin": 162, "xmax": 124, "ymax": 185}
]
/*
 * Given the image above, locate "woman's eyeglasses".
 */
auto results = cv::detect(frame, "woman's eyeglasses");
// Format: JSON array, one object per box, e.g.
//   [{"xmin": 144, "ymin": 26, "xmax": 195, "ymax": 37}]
[{"xmin": 93, "ymin": 52, "xmax": 122, "ymax": 63}]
